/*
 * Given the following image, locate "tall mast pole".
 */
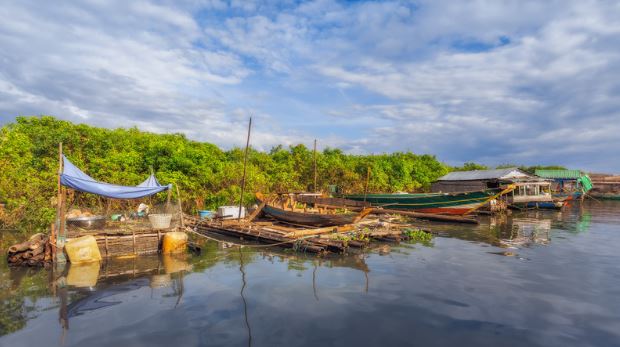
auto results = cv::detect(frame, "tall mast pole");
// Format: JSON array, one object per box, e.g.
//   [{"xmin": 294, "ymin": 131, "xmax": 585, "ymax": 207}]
[
  {"xmin": 363, "ymin": 166, "xmax": 371, "ymax": 203},
  {"xmin": 313, "ymin": 139, "xmax": 317, "ymax": 193},
  {"xmin": 238, "ymin": 117, "xmax": 252, "ymax": 221},
  {"xmin": 56, "ymin": 142, "xmax": 66, "ymax": 264}
]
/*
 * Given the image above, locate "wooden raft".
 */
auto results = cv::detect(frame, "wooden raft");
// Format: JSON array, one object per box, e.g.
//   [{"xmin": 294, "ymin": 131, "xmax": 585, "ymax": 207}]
[{"xmin": 187, "ymin": 216, "xmax": 421, "ymax": 255}]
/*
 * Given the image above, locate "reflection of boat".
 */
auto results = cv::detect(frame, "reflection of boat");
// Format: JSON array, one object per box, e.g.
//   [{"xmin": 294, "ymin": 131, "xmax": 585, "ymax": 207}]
[
  {"xmin": 343, "ymin": 188, "xmax": 506, "ymax": 215},
  {"xmin": 257, "ymin": 193, "xmax": 372, "ymax": 226}
]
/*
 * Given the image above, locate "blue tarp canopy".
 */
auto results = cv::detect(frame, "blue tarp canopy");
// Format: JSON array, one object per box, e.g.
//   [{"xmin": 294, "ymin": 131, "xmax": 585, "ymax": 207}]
[{"xmin": 60, "ymin": 155, "xmax": 171, "ymax": 199}]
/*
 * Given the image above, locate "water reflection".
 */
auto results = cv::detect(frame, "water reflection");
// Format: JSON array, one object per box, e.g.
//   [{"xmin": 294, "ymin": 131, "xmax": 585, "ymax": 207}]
[{"xmin": 1, "ymin": 201, "xmax": 619, "ymax": 347}]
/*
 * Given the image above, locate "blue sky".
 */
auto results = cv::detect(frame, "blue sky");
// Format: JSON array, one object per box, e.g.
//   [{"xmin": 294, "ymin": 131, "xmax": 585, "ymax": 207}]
[{"xmin": 1, "ymin": 0, "xmax": 619, "ymax": 172}]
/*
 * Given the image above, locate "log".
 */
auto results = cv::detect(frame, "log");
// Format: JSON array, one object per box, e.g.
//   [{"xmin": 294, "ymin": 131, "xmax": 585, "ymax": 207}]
[
  {"xmin": 370, "ymin": 208, "xmax": 479, "ymax": 224},
  {"xmin": 9, "ymin": 241, "xmax": 31, "ymax": 254},
  {"xmin": 30, "ymin": 245, "xmax": 45, "ymax": 256},
  {"xmin": 28, "ymin": 233, "xmax": 45, "ymax": 243}
]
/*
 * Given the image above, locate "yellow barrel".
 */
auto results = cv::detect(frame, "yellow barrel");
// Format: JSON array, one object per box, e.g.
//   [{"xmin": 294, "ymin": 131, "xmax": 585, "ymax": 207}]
[
  {"xmin": 161, "ymin": 232, "xmax": 188, "ymax": 254},
  {"xmin": 65, "ymin": 235, "xmax": 102, "ymax": 263}
]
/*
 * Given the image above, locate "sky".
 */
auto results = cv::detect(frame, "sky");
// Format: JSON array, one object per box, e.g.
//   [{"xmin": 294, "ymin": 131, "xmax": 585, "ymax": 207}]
[{"xmin": 1, "ymin": 0, "xmax": 619, "ymax": 172}]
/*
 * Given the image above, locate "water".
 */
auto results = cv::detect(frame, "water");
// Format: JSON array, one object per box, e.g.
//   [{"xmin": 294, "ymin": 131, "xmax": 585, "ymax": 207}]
[{"xmin": 1, "ymin": 201, "xmax": 619, "ymax": 347}]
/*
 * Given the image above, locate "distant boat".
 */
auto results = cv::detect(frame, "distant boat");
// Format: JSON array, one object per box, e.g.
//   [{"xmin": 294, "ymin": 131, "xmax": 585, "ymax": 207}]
[
  {"xmin": 589, "ymin": 192, "xmax": 620, "ymax": 200},
  {"xmin": 552, "ymin": 191, "xmax": 583, "ymax": 201},
  {"xmin": 508, "ymin": 182, "xmax": 565, "ymax": 210},
  {"xmin": 343, "ymin": 188, "xmax": 507, "ymax": 215},
  {"xmin": 256, "ymin": 193, "xmax": 372, "ymax": 227}
]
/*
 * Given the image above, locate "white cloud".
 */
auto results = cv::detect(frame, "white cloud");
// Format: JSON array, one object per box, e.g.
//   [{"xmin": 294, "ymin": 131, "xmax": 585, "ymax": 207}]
[{"xmin": 1, "ymin": 0, "xmax": 619, "ymax": 171}]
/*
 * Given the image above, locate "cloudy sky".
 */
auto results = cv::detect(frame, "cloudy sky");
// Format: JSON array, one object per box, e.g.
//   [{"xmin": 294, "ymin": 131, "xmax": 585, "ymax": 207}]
[{"xmin": 1, "ymin": 0, "xmax": 619, "ymax": 171}]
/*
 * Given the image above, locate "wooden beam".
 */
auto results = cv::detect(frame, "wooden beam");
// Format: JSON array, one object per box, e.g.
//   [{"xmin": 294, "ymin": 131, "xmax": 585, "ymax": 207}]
[
  {"xmin": 285, "ymin": 224, "xmax": 355, "ymax": 237},
  {"xmin": 246, "ymin": 201, "xmax": 265, "ymax": 222}
]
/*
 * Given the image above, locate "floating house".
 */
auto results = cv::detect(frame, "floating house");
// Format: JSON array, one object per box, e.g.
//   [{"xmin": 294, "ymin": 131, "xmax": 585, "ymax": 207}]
[
  {"xmin": 431, "ymin": 168, "xmax": 562, "ymax": 210},
  {"xmin": 534, "ymin": 169, "xmax": 592, "ymax": 200},
  {"xmin": 588, "ymin": 173, "xmax": 620, "ymax": 200}
]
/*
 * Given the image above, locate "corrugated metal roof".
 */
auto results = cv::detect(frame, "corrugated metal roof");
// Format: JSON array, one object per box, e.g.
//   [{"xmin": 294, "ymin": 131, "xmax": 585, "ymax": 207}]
[
  {"xmin": 535, "ymin": 169, "xmax": 582, "ymax": 179},
  {"xmin": 438, "ymin": 168, "xmax": 531, "ymax": 181}
]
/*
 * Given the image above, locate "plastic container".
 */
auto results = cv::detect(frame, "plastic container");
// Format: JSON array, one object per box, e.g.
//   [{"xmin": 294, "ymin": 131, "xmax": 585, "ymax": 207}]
[
  {"xmin": 216, "ymin": 206, "xmax": 246, "ymax": 219},
  {"xmin": 148, "ymin": 214, "xmax": 172, "ymax": 229},
  {"xmin": 65, "ymin": 235, "xmax": 102, "ymax": 263},
  {"xmin": 198, "ymin": 210, "xmax": 215, "ymax": 219},
  {"xmin": 162, "ymin": 232, "xmax": 188, "ymax": 254}
]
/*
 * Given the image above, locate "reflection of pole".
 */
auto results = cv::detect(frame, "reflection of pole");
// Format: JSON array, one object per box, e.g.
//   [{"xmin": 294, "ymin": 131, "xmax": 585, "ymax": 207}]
[
  {"xmin": 312, "ymin": 263, "xmax": 319, "ymax": 301},
  {"xmin": 239, "ymin": 118, "xmax": 252, "ymax": 221},
  {"xmin": 58, "ymin": 276, "xmax": 68, "ymax": 345},
  {"xmin": 239, "ymin": 247, "xmax": 252, "ymax": 347}
]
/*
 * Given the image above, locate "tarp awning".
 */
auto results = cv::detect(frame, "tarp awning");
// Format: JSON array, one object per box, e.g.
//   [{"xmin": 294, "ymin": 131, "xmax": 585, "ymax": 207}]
[{"xmin": 60, "ymin": 155, "xmax": 171, "ymax": 199}]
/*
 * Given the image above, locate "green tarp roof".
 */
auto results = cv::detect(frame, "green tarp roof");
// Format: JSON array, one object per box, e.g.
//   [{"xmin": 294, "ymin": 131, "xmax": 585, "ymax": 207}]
[{"xmin": 535, "ymin": 169, "xmax": 582, "ymax": 179}]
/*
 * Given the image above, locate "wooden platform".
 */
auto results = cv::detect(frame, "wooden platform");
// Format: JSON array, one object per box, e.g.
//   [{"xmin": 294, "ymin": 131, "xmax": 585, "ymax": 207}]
[
  {"xmin": 67, "ymin": 224, "xmax": 178, "ymax": 258},
  {"xmin": 187, "ymin": 215, "xmax": 427, "ymax": 255}
]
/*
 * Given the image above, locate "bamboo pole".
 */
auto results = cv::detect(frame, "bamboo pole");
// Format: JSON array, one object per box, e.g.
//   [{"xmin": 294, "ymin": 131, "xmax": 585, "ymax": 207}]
[
  {"xmin": 363, "ymin": 166, "xmax": 371, "ymax": 203},
  {"xmin": 176, "ymin": 184, "xmax": 184, "ymax": 228},
  {"xmin": 56, "ymin": 142, "xmax": 67, "ymax": 263},
  {"xmin": 238, "ymin": 117, "xmax": 252, "ymax": 221},
  {"xmin": 313, "ymin": 139, "xmax": 317, "ymax": 193}
]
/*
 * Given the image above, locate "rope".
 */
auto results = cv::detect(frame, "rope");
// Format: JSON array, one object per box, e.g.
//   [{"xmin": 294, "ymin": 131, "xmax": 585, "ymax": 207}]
[{"xmin": 188, "ymin": 229, "xmax": 316, "ymax": 249}]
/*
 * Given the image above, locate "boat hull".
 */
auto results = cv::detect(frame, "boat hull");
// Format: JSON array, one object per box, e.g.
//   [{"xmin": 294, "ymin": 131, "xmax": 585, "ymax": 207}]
[
  {"xmin": 343, "ymin": 189, "xmax": 502, "ymax": 215},
  {"xmin": 512, "ymin": 201, "xmax": 564, "ymax": 210},
  {"xmin": 552, "ymin": 192, "xmax": 583, "ymax": 201},
  {"xmin": 260, "ymin": 202, "xmax": 362, "ymax": 227}
]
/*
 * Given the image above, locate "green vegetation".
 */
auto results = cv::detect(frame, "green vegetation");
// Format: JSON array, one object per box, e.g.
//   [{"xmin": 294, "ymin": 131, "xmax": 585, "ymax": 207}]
[
  {"xmin": 0, "ymin": 116, "xmax": 451, "ymax": 232},
  {"xmin": 404, "ymin": 228, "xmax": 433, "ymax": 243}
]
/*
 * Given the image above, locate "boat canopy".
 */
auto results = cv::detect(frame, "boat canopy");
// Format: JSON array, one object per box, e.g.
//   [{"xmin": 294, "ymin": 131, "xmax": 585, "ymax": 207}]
[{"xmin": 60, "ymin": 155, "xmax": 171, "ymax": 199}]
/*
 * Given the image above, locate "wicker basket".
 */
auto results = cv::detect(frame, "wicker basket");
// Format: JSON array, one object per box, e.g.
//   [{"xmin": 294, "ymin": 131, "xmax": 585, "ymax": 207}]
[{"xmin": 148, "ymin": 214, "xmax": 172, "ymax": 229}]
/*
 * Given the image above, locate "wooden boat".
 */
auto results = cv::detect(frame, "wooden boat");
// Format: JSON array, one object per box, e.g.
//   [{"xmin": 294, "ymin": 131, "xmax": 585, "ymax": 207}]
[
  {"xmin": 343, "ymin": 187, "xmax": 509, "ymax": 215},
  {"xmin": 508, "ymin": 182, "xmax": 565, "ymax": 210},
  {"xmin": 256, "ymin": 193, "xmax": 372, "ymax": 227},
  {"xmin": 515, "ymin": 201, "xmax": 565, "ymax": 210},
  {"xmin": 588, "ymin": 192, "xmax": 620, "ymax": 200}
]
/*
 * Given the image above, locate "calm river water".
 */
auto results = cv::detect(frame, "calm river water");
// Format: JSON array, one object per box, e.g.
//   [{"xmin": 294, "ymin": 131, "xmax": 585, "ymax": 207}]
[{"xmin": 1, "ymin": 201, "xmax": 619, "ymax": 347}]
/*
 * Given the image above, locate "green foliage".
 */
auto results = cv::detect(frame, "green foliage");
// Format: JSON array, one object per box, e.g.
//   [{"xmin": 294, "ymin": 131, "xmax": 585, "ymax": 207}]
[
  {"xmin": 404, "ymin": 228, "xmax": 433, "ymax": 243},
  {"xmin": 0, "ymin": 116, "xmax": 452, "ymax": 232},
  {"xmin": 453, "ymin": 162, "xmax": 489, "ymax": 171}
]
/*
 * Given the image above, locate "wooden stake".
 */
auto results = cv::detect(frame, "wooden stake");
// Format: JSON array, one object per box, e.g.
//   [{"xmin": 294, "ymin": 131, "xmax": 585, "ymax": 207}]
[
  {"xmin": 239, "ymin": 117, "xmax": 252, "ymax": 221},
  {"xmin": 363, "ymin": 166, "xmax": 371, "ymax": 203}
]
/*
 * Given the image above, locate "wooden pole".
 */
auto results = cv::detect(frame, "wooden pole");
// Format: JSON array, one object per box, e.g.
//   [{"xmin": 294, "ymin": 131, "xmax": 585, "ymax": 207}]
[
  {"xmin": 363, "ymin": 166, "xmax": 371, "ymax": 203},
  {"xmin": 176, "ymin": 184, "xmax": 184, "ymax": 228},
  {"xmin": 313, "ymin": 139, "xmax": 318, "ymax": 193},
  {"xmin": 56, "ymin": 142, "xmax": 66, "ymax": 263},
  {"xmin": 238, "ymin": 117, "xmax": 252, "ymax": 221}
]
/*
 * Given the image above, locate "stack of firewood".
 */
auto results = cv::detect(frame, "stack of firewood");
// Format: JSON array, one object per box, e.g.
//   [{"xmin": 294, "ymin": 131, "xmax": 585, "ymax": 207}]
[{"xmin": 7, "ymin": 233, "xmax": 52, "ymax": 267}]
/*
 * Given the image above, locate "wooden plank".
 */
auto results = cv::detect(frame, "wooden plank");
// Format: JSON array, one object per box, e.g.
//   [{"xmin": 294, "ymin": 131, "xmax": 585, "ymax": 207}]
[
  {"xmin": 246, "ymin": 201, "xmax": 266, "ymax": 222},
  {"xmin": 285, "ymin": 224, "xmax": 355, "ymax": 237}
]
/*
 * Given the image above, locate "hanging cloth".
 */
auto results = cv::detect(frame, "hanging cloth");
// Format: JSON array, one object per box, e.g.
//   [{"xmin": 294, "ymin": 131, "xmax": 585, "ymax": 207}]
[{"xmin": 60, "ymin": 155, "xmax": 171, "ymax": 199}]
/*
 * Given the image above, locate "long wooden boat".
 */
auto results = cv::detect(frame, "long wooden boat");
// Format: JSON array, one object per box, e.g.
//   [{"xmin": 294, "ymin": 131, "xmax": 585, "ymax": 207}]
[
  {"xmin": 256, "ymin": 193, "xmax": 372, "ymax": 227},
  {"xmin": 589, "ymin": 192, "xmax": 620, "ymax": 200},
  {"xmin": 343, "ymin": 188, "xmax": 508, "ymax": 215}
]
